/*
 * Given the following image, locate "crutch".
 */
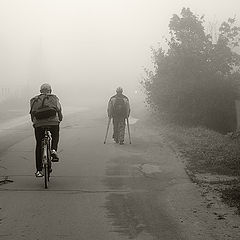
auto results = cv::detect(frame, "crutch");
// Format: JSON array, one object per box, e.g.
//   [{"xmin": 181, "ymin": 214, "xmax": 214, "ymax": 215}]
[
  {"xmin": 104, "ymin": 117, "xmax": 111, "ymax": 144},
  {"xmin": 126, "ymin": 118, "xmax": 132, "ymax": 144}
]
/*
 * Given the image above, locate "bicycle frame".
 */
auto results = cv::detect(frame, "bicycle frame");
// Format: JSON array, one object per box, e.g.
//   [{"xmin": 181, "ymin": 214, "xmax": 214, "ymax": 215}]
[{"xmin": 42, "ymin": 130, "xmax": 51, "ymax": 160}]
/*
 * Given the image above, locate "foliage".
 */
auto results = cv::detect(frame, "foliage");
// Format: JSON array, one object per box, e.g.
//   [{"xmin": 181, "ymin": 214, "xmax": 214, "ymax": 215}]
[{"xmin": 142, "ymin": 8, "xmax": 240, "ymax": 133}]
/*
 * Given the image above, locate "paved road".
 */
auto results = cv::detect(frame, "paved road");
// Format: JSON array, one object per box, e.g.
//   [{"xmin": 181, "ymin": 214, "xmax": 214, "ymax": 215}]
[{"xmin": 0, "ymin": 108, "xmax": 237, "ymax": 240}]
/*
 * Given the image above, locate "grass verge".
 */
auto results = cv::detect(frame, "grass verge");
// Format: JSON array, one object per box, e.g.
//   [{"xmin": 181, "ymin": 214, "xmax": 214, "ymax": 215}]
[{"xmin": 161, "ymin": 123, "xmax": 240, "ymax": 213}]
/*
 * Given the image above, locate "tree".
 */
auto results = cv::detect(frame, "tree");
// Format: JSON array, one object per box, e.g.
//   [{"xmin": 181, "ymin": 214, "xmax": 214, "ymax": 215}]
[{"xmin": 142, "ymin": 8, "xmax": 240, "ymax": 133}]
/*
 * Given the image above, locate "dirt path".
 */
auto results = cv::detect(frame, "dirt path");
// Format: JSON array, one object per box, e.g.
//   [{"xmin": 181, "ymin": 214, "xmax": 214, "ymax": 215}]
[{"xmin": 0, "ymin": 109, "xmax": 239, "ymax": 239}]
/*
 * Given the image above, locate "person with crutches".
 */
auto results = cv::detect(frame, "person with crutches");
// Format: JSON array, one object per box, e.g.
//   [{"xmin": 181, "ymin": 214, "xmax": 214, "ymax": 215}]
[{"xmin": 106, "ymin": 87, "xmax": 130, "ymax": 145}]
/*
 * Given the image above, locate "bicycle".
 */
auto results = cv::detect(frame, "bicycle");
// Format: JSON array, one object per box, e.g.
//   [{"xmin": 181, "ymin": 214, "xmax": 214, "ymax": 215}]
[{"xmin": 41, "ymin": 128, "xmax": 52, "ymax": 189}]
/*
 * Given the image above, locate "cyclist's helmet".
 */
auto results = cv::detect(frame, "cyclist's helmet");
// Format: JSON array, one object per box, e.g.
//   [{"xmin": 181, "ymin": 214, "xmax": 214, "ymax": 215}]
[
  {"xmin": 116, "ymin": 87, "xmax": 123, "ymax": 93},
  {"xmin": 40, "ymin": 83, "xmax": 52, "ymax": 93}
]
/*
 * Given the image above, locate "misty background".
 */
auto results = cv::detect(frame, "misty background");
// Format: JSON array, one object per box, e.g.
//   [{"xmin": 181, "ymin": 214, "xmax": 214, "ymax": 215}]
[{"xmin": 0, "ymin": 0, "xmax": 240, "ymax": 109}]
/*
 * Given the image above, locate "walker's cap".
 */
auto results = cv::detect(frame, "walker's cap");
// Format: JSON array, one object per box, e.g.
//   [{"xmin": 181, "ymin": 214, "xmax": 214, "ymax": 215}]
[
  {"xmin": 116, "ymin": 87, "xmax": 123, "ymax": 93},
  {"xmin": 40, "ymin": 83, "xmax": 51, "ymax": 93}
]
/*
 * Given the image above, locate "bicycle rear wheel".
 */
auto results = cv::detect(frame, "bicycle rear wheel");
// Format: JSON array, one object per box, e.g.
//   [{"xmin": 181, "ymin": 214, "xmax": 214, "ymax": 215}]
[{"xmin": 44, "ymin": 164, "xmax": 48, "ymax": 189}]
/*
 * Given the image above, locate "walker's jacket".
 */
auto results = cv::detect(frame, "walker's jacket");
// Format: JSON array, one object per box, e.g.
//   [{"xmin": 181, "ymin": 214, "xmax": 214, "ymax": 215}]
[{"xmin": 107, "ymin": 93, "xmax": 130, "ymax": 118}]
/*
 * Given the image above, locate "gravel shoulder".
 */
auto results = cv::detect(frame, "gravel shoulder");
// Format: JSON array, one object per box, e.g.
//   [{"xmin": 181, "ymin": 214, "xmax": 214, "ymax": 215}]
[
  {"xmin": 127, "ymin": 114, "xmax": 240, "ymax": 239},
  {"xmin": 152, "ymin": 117, "xmax": 240, "ymax": 235}
]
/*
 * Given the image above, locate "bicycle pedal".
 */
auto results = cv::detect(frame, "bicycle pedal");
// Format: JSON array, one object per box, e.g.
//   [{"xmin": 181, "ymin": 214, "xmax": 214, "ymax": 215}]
[{"xmin": 51, "ymin": 158, "xmax": 59, "ymax": 162}]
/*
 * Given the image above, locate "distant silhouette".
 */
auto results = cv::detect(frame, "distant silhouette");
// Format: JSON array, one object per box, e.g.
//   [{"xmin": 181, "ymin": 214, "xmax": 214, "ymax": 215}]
[{"xmin": 107, "ymin": 87, "xmax": 130, "ymax": 145}]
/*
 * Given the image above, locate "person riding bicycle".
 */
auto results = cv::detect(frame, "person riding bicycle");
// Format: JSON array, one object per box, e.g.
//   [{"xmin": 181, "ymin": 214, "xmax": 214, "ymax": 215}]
[
  {"xmin": 30, "ymin": 83, "xmax": 63, "ymax": 177},
  {"xmin": 107, "ymin": 87, "xmax": 130, "ymax": 145}
]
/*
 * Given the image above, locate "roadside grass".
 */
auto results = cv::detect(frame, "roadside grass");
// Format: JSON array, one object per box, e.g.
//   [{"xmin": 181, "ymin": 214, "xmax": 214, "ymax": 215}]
[
  {"xmin": 164, "ymin": 125, "xmax": 240, "ymax": 176},
  {"xmin": 221, "ymin": 186, "xmax": 240, "ymax": 214},
  {"xmin": 161, "ymin": 123, "xmax": 240, "ymax": 213}
]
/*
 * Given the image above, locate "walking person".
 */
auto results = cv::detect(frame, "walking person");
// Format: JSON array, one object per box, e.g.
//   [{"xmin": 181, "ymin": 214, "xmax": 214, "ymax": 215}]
[
  {"xmin": 107, "ymin": 87, "xmax": 130, "ymax": 145},
  {"xmin": 30, "ymin": 83, "xmax": 63, "ymax": 177}
]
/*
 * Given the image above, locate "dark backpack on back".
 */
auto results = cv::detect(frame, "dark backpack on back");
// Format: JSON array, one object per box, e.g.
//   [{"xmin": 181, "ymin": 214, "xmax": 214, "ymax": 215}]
[
  {"xmin": 113, "ymin": 97, "xmax": 127, "ymax": 117},
  {"xmin": 30, "ymin": 94, "xmax": 58, "ymax": 120}
]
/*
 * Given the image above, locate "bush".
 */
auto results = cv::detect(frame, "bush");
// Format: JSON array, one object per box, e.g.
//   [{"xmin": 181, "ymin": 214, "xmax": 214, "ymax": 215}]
[{"xmin": 142, "ymin": 8, "xmax": 240, "ymax": 133}]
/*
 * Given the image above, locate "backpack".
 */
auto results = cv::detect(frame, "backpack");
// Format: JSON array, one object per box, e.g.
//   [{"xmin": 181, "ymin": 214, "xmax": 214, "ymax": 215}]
[
  {"xmin": 113, "ymin": 97, "xmax": 127, "ymax": 117},
  {"xmin": 30, "ymin": 94, "xmax": 58, "ymax": 120}
]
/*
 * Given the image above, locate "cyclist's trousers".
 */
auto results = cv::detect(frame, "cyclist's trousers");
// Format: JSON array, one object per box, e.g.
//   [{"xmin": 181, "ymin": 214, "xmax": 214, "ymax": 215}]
[{"xmin": 34, "ymin": 125, "xmax": 59, "ymax": 171}]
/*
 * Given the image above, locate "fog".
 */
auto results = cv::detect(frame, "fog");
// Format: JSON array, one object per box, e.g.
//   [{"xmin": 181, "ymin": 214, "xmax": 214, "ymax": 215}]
[{"xmin": 1, "ymin": 0, "xmax": 240, "ymax": 107}]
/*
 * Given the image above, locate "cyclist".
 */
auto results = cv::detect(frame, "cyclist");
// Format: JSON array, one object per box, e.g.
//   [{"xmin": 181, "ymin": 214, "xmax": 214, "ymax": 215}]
[
  {"xmin": 107, "ymin": 87, "xmax": 130, "ymax": 145},
  {"xmin": 30, "ymin": 83, "xmax": 63, "ymax": 177}
]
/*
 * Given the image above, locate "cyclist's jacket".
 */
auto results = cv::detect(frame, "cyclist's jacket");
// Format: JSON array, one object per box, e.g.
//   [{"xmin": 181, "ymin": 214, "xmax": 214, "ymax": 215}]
[
  {"xmin": 30, "ymin": 93, "xmax": 63, "ymax": 128},
  {"xmin": 107, "ymin": 93, "xmax": 130, "ymax": 118}
]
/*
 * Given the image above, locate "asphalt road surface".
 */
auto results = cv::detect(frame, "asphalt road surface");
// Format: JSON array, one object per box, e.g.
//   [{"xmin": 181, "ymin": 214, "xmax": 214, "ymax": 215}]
[{"xmin": 0, "ymin": 107, "xmax": 239, "ymax": 240}]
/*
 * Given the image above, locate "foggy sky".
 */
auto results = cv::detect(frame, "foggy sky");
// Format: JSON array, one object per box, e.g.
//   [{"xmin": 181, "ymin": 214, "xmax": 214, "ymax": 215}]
[{"xmin": 0, "ymin": 0, "xmax": 240, "ymax": 102}]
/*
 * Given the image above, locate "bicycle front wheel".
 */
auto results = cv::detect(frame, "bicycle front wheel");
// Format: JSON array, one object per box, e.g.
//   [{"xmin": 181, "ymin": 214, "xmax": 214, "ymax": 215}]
[{"xmin": 47, "ymin": 160, "xmax": 51, "ymax": 182}]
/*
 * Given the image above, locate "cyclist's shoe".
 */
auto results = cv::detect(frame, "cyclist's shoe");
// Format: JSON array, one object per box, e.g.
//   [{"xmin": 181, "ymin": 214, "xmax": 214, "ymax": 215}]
[
  {"xmin": 119, "ymin": 141, "xmax": 124, "ymax": 145},
  {"xmin": 51, "ymin": 149, "xmax": 59, "ymax": 162},
  {"xmin": 35, "ymin": 171, "xmax": 43, "ymax": 177}
]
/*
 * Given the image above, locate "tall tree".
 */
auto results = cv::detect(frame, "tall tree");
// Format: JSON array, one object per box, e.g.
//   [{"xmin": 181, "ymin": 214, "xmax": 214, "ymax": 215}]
[{"xmin": 143, "ymin": 8, "xmax": 240, "ymax": 133}]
